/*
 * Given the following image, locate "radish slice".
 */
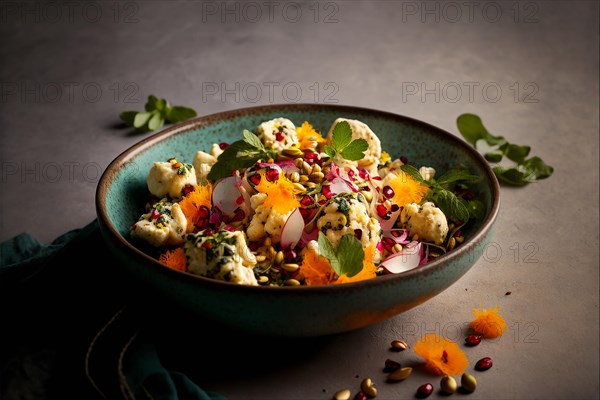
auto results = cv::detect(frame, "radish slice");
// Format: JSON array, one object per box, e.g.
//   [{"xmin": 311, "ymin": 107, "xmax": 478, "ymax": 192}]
[
  {"xmin": 380, "ymin": 243, "xmax": 422, "ymax": 274},
  {"xmin": 212, "ymin": 176, "xmax": 242, "ymax": 214},
  {"xmin": 384, "ymin": 229, "xmax": 409, "ymax": 244},
  {"xmin": 280, "ymin": 208, "xmax": 305, "ymax": 249},
  {"xmin": 380, "ymin": 207, "xmax": 402, "ymax": 231}
]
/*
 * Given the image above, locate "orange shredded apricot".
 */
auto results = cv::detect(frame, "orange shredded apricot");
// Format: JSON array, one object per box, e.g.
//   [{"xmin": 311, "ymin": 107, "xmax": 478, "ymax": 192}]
[
  {"xmin": 470, "ymin": 305, "xmax": 507, "ymax": 338},
  {"xmin": 296, "ymin": 121, "xmax": 325, "ymax": 150},
  {"xmin": 334, "ymin": 244, "xmax": 378, "ymax": 284},
  {"xmin": 388, "ymin": 170, "xmax": 429, "ymax": 207},
  {"xmin": 300, "ymin": 250, "xmax": 336, "ymax": 286},
  {"xmin": 159, "ymin": 247, "xmax": 187, "ymax": 272},
  {"xmin": 179, "ymin": 184, "xmax": 212, "ymax": 229},
  {"xmin": 254, "ymin": 172, "xmax": 301, "ymax": 214},
  {"xmin": 414, "ymin": 333, "xmax": 469, "ymax": 376}
]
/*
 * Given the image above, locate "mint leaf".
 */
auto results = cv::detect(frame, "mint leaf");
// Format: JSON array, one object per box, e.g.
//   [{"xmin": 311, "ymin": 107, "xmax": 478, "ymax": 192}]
[
  {"xmin": 340, "ymin": 138, "xmax": 368, "ymax": 161},
  {"xmin": 323, "ymin": 145, "xmax": 337, "ymax": 159},
  {"xmin": 430, "ymin": 189, "xmax": 470, "ymax": 222},
  {"xmin": 466, "ymin": 199, "xmax": 485, "ymax": 220},
  {"xmin": 492, "ymin": 166, "xmax": 535, "ymax": 186},
  {"xmin": 148, "ymin": 111, "xmax": 164, "ymax": 131},
  {"xmin": 167, "ymin": 106, "xmax": 197, "ymax": 123},
  {"xmin": 505, "ymin": 143, "xmax": 531, "ymax": 164},
  {"xmin": 119, "ymin": 111, "xmax": 138, "ymax": 125},
  {"xmin": 457, "ymin": 113, "xmax": 506, "ymax": 147},
  {"xmin": 335, "ymin": 234, "xmax": 365, "ymax": 278},
  {"xmin": 242, "ymin": 129, "xmax": 263, "ymax": 149},
  {"xmin": 133, "ymin": 112, "xmax": 152, "ymax": 129},
  {"xmin": 317, "ymin": 232, "xmax": 364, "ymax": 278},
  {"xmin": 399, "ymin": 165, "xmax": 425, "ymax": 183},
  {"xmin": 485, "ymin": 149, "xmax": 504, "ymax": 163},
  {"xmin": 436, "ymin": 168, "xmax": 480, "ymax": 186},
  {"xmin": 120, "ymin": 95, "xmax": 198, "ymax": 132},
  {"xmin": 522, "ymin": 156, "xmax": 553, "ymax": 179},
  {"xmin": 331, "ymin": 121, "xmax": 353, "ymax": 150}
]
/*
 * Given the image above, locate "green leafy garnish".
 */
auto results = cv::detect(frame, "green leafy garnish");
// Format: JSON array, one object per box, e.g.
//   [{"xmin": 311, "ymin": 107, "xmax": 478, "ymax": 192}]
[
  {"xmin": 318, "ymin": 232, "xmax": 364, "ymax": 278},
  {"xmin": 457, "ymin": 114, "xmax": 553, "ymax": 186},
  {"xmin": 400, "ymin": 164, "xmax": 480, "ymax": 223},
  {"xmin": 207, "ymin": 130, "xmax": 277, "ymax": 182},
  {"xmin": 323, "ymin": 121, "xmax": 369, "ymax": 161},
  {"xmin": 120, "ymin": 95, "xmax": 197, "ymax": 133}
]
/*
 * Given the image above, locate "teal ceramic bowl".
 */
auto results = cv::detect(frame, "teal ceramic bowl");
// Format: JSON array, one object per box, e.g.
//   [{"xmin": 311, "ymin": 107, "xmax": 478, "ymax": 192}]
[{"xmin": 96, "ymin": 104, "xmax": 500, "ymax": 337}]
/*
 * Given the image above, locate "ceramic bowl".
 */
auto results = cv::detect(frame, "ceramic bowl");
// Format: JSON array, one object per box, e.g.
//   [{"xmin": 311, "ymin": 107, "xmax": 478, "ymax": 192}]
[{"xmin": 96, "ymin": 104, "xmax": 500, "ymax": 337}]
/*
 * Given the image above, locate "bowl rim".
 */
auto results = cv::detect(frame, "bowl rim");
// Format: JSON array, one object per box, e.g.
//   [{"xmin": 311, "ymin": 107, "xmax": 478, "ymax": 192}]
[{"xmin": 96, "ymin": 103, "xmax": 500, "ymax": 293}]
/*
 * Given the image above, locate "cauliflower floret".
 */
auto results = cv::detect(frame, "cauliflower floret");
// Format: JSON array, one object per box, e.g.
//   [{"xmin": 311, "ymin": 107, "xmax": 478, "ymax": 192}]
[
  {"xmin": 400, "ymin": 202, "xmax": 448, "ymax": 245},
  {"xmin": 326, "ymin": 118, "xmax": 382, "ymax": 175},
  {"xmin": 185, "ymin": 230, "xmax": 258, "ymax": 285},
  {"xmin": 147, "ymin": 159, "xmax": 197, "ymax": 200},
  {"xmin": 210, "ymin": 143, "xmax": 224, "ymax": 158},
  {"xmin": 131, "ymin": 199, "xmax": 187, "ymax": 247},
  {"xmin": 419, "ymin": 166, "xmax": 436, "ymax": 181},
  {"xmin": 192, "ymin": 150, "xmax": 217, "ymax": 183},
  {"xmin": 256, "ymin": 117, "xmax": 299, "ymax": 153},
  {"xmin": 246, "ymin": 193, "xmax": 293, "ymax": 244},
  {"xmin": 316, "ymin": 193, "xmax": 382, "ymax": 261}
]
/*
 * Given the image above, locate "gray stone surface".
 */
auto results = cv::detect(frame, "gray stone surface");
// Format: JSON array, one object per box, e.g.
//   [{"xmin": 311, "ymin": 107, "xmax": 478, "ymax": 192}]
[{"xmin": 1, "ymin": 0, "xmax": 598, "ymax": 399}]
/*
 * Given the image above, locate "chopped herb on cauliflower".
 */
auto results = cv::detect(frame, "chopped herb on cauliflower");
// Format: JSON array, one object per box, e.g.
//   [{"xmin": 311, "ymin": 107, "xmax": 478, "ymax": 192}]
[
  {"xmin": 147, "ymin": 158, "xmax": 197, "ymax": 200},
  {"xmin": 131, "ymin": 199, "xmax": 187, "ymax": 247},
  {"xmin": 401, "ymin": 202, "xmax": 448, "ymax": 245}
]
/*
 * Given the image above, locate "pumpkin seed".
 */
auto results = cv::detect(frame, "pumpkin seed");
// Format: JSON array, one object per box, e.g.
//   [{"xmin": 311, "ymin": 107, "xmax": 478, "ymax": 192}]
[
  {"xmin": 333, "ymin": 389, "xmax": 351, "ymax": 400},
  {"xmin": 360, "ymin": 378, "xmax": 377, "ymax": 398},
  {"xmin": 387, "ymin": 367, "xmax": 412, "ymax": 382},
  {"xmin": 440, "ymin": 375, "xmax": 457, "ymax": 394},
  {"xmin": 461, "ymin": 372, "xmax": 477, "ymax": 393}
]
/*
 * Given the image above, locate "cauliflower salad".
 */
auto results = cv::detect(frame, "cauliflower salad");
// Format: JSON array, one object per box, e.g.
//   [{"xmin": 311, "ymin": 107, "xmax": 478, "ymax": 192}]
[{"xmin": 130, "ymin": 117, "xmax": 482, "ymax": 286}]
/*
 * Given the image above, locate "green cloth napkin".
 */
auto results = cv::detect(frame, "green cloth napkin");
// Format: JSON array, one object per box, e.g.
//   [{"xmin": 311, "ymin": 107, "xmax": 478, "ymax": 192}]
[{"xmin": 0, "ymin": 220, "xmax": 225, "ymax": 400}]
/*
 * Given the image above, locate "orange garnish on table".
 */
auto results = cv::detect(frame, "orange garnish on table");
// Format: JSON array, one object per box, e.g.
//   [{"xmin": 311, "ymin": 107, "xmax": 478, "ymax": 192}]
[
  {"xmin": 414, "ymin": 333, "xmax": 469, "ymax": 376},
  {"xmin": 470, "ymin": 305, "xmax": 507, "ymax": 338}
]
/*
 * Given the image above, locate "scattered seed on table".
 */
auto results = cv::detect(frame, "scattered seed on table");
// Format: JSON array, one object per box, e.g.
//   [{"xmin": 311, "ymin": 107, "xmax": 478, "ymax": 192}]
[
  {"xmin": 464, "ymin": 334, "xmax": 482, "ymax": 347},
  {"xmin": 416, "ymin": 383, "xmax": 433, "ymax": 398},
  {"xmin": 390, "ymin": 339, "xmax": 409, "ymax": 351},
  {"xmin": 475, "ymin": 357, "xmax": 493, "ymax": 371},
  {"xmin": 384, "ymin": 358, "xmax": 401, "ymax": 371}
]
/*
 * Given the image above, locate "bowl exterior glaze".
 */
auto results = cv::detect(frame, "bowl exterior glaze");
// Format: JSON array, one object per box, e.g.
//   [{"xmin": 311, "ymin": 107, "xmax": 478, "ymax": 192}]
[{"xmin": 96, "ymin": 104, "xmax": 500, "ymax": 337}]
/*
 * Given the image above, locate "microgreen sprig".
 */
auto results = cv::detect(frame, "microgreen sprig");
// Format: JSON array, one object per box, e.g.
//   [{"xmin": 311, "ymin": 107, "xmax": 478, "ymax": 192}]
[
  {"xmin": 120, "ymin": 95, "xmax": 197, "ymax": 133},
  {"xmin": 318, "ymin": 232, "xmax": 364, "ymax": 278},
  {"xmin": 456, "ymin": 114, "xmax": 554, "ymax": 186},
  {"xmin": 323, "ymin": 121, "xmax": 369, "ymax": 161},
  {"xmin": 207, "ymin": 130, "xmax": 277, "ymax": 182}
]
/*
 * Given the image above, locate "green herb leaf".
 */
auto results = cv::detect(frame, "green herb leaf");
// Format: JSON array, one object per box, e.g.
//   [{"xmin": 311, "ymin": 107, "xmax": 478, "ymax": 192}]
[
  {"xmin": 331, "ymin": 121, "xmax": 353, "ymax": 150},
  {"xmin": 167, "ymin": 106, "xmax": 197, "ymax": 123},
  {"xmin": 522, "ymin": 156, "xmax": 554, "ymax": 180},
  {"xmin": 119, "ymin": 95, "xmax": 198, "ymax": 132},
  {"xmin": 399, "ymin": 165, "xmax": 425, "ymax": 183},
  {"xmin": 466, "ymin": 199, "xmax": 486, "ymax": 220},
  {"xmin": 119, "ymin": 111, "xmax": 138, "ymax": 125},
  {"xmin": 436, "ymin": 168, "xmax": 480, "ymax": 186},
  {"xmin": 485, "ymin": 149, "xmax": 504, "ymax": 163},
  {"xmin": 133, "ymin": 112, "xmax": 152, "ymax": 129},
  {"xmin": 505, "ymin": 143, "xmax": 531, "ymax": 164},
  {"xmin": 340, "ymin": 138, "xmax": 368, "ymax": 161},
  {"xmin": 457, "ymin": 113, "xmax": 506, "ymax": 147},
  {"xmin": 492, "ymin": 166, "xmax": 535, "ymax": 186},
  {"xmin": 317, "ymin": 232, "xmax": 364, "ymax": 278},
  {"xmin": 430, "ymin": 189, "xmax": 470, "ymax": 222},
  {"xmin": 323, "ymin": 145, "xmax": 337, "ymax": 159},
  {"xmin": 207, "ymin": 131, "xmax": 276, "ymax": 182}
]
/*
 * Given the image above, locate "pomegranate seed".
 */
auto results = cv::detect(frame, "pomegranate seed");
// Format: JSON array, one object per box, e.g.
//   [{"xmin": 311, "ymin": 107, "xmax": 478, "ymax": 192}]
[
  {"xmin": 382, "ymin": 185, "xmax": 395, "ymax": 199},
  {"xmin": 465, "ymin": 334, "xmax": 482, "ymax": 347},
  {"xmin": 391, "ymin": 204, "xmax": 400, "ymax": 212},
  {"xmin": 182, "ymin": 185, "xmax": 194, "ymax": 196},
  {"xmin": 284, "ymin": 249, "xmax": 297, "ymax": 261},
  {"xmin": 354, "ymin": 391, "xmax": 368, "ymax": 400},
  {"xmin": 322, "ymin": 185, "xmax": 333, "ymax": 199},
  {"xmin": 151, "ymin": 210, "xmax": 160, "ymax": 219},
  {"xmin": 354, "ymin": 229, "xmax": 363, "ymax": 240},
  {"xmin": 265, "ymin": 168, "xmax": 279, "ymax": 182},
  {"xmin": 198, "ymin": 206, "xmax": 210, "ymax": 218},
  {"xmin": 347, "ymin": 169, "xmax": 356, "ymax": 180},
  {"xmin": 376, "ymin": 204, "xmax": 389, "ymax": 218},
  {"xmin": 400, "ymin": 156, "xmax": 408, "ymax": 164},
  {"xmin": 475, "ymin": 357, "xmax": 493, "ymax": 371},
  {"xmin": 202, "ymin": 241, "xmax": 212, "ymax": 249},
  {"xmin": 275, "ymin": 132, "xmax": 285, "ymax": 142},
  {"xmin": 299, "ymin": 208, "xmax": 312, "ymax": 221},
  {"xmin": 455, "ymin": 220, "xmax": 463, "ymax": 226},
  {"xmin": 232, "ymin": 208, "xmax": 246, "ymax": 222},
  {"xmin": 249, "ymin": 174, "xmax": 261, "ymax": 185},
  {"xmin": 249, "ymin": 241, "xmax": 260, "ymax": 251},
  {"xmin": 416, "ymin": 383, "xmax": 433, "ymax": 398},
  {"xmin": 305, "ymin": 152, "xmax": 319, "ymax": 160},
  {"xmin": 455, "ymin": 229, "xmax": 462, "ymax": 237},
  {"xmin": 358, "ymin": 168, "xmax": 369, "ymax": 179},
  {"xmin": 218, "ymin": 142, "xmax": 229, "ymax": 149},
  {"xmin": 300, "ymin": 195, "xmax": 314, "ymax": 206}
]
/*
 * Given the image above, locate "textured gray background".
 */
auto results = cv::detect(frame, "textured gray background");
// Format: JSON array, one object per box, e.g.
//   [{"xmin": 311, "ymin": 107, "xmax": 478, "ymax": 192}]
[{"xmin": 1, "ymin": 1, "xmax": 598, "ymax": 399}]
